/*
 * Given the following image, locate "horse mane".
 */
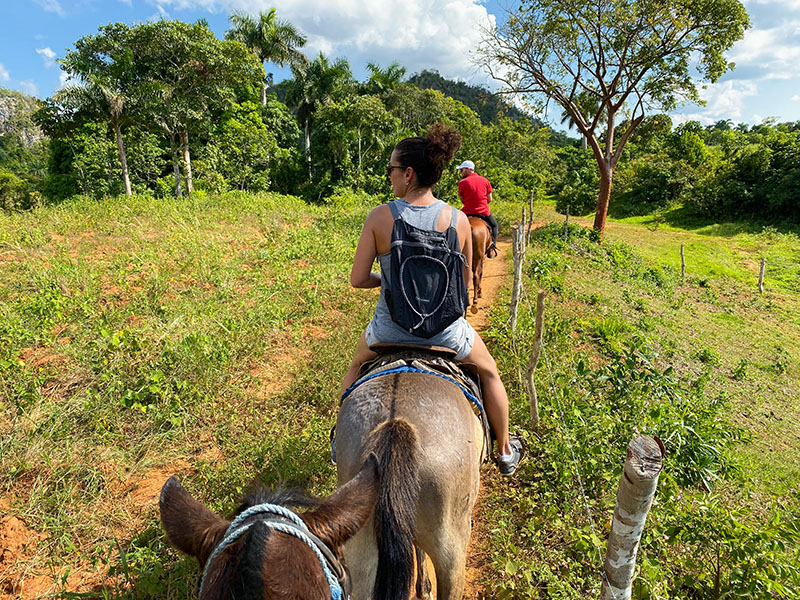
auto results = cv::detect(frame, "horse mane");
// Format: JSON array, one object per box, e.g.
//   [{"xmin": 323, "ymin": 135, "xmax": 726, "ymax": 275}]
[
  {"xmin": 235, "ymin": 484, "xmax": 322, "ymax": 515},
  {"xmin": 201, "ymin": 484, "xmax": 325, "ymax": 600}
]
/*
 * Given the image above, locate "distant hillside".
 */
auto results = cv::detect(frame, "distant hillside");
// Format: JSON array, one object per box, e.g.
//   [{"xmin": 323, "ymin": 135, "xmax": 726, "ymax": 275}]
[
  {"xmin": 0, "ymin": 87, "xmax": 44, "ymax": 148},
  {"xmin": 406, "ymin": 70, "xmax": 535, "ymax": 125}
]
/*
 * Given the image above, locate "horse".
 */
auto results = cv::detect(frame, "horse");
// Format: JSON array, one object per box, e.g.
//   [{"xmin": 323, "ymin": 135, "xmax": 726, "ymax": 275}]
[
  {"xmin": 467, "ymin": 216, "xmax": 492, "ymax": 314},
  {"xmin": 335, "ymin": 347, "xmax": 487, "ymax": 600},
  {"xmin": 159, "ymin": 455, "xmax": 379, "ymax": 600}
]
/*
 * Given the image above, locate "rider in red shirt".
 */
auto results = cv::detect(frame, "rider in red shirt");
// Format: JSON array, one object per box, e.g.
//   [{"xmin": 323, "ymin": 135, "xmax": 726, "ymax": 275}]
[{"xmin": 457, "ymin": 160, "xmax": 498, "ymax": 257}]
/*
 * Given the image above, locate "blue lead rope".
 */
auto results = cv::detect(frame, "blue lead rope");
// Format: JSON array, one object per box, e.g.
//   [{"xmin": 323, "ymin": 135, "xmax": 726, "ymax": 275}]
[{"xmin": 340, "ymin": 365, "xmax": 485, "ymax": 417}]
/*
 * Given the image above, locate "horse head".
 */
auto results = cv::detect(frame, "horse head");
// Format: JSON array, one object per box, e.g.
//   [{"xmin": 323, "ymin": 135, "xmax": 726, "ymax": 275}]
[{"xmin": 160, "ymin": 455, "xmax": 379, "ymax": 600}]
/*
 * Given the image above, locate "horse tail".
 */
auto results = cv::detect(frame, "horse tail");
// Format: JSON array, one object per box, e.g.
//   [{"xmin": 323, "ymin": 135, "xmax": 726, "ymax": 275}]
[{"xmin": 367, "ymin": 418, "xmax": 420, "ymax": 600}]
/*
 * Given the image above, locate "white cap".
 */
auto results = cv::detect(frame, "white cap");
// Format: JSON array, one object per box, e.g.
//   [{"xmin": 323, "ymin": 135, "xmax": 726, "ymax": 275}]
[{"xmin": 456, "ymin": 160, "xmax": 475, "ymax": 170}]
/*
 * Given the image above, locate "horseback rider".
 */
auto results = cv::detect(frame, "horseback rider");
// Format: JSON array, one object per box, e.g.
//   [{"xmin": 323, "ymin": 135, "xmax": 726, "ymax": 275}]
[
  {"xmin": 339, "ymin": 123, "xmax": 523, "ymax": 476},
  {"xmin": 456, "ymin": 160, "xmax": 498, "ymax": 258}
]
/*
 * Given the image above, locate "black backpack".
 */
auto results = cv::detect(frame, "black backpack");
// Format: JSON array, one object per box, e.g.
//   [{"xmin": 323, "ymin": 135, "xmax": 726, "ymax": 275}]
[{"xmin": 385, "ymin": 201, "xmax": 469, "ymax": 338}]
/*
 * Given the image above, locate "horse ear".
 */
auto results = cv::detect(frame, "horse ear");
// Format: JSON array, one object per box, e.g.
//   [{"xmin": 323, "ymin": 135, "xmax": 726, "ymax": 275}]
[
  {"xmin": 303, "ymin": 454, "xmax": 379, "ymax": 550},
  {"xmin": 159, "ymin": 476, "xmax": 231, "ymax": 567}
]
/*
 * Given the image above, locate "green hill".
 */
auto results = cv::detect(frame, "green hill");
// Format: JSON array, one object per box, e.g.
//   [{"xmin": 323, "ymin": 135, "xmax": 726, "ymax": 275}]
[{"xmin": 406, "ymin": 69, "xmax": 533, "ymax": 125}]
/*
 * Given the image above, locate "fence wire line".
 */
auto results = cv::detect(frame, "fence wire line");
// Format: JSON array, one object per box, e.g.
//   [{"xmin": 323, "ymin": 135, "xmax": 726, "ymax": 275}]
[{"xmin": 519, "ymin": 285, "xmax": 618, "ymax": 600}]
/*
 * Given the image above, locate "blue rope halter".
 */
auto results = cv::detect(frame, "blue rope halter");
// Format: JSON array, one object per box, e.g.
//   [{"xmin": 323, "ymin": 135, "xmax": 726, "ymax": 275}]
[
  {"xmin": 199, "ymin": 503, "xmax": 345, "ymax": 600},
  {"xmin": 340, "ymin": 365, "xmax": 485, "ymax": 416}
]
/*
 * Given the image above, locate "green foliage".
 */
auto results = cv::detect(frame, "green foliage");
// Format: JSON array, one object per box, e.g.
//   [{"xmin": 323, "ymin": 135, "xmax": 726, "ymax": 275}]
[
  {"xmin": 0, "ymin": 169, "xmax": 42, "ymax": 211},
  {"xmin": 483, "ymin": 214, "xmax": 800, "ymax": 599},
  {"xmin": 313, "ymin": 94, "xmax": 401, "ymax": 194},
  {"xmin": 197, "ymin": 101, "xmax": 278, "ymax": 192},
  {"xmin": 647, "ymin": 491, "xmax": 800, "ymax": 598},
  {"xmin": 553, "ymin": 147, "xmax": 599, "ymax": 216}
]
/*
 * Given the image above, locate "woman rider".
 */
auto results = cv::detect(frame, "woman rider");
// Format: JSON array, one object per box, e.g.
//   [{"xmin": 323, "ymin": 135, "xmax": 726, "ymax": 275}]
[{"xmin": 340, "ymin": 123, "xmax": 522, "ymax": 475}]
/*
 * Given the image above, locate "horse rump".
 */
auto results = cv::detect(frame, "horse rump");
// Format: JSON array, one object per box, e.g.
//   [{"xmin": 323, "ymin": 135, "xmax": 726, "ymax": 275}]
[{"xmin": 366, "ymin": 418, "xmax": 421, "ymax": 600}]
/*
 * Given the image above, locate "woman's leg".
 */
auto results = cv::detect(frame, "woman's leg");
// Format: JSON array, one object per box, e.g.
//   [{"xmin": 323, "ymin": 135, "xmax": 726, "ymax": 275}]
[
  {"xmin": 462, "ymin": 332, "xmax": 511, "ymax": 456},
  {"xmin": 341, "ymin": 330, "xmax": 378, "ymax": 399}
]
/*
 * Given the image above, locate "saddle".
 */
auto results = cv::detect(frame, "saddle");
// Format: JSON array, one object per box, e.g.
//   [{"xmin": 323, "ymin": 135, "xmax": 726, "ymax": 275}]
[{"xmin": 348, "ymin": 343, "xmax": 493, "ymax": 462}]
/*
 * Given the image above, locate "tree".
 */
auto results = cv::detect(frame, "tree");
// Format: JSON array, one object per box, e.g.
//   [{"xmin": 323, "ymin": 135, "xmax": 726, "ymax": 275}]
[
  {"xmin": 365, "ymin": 62, "xmax": 406, "ymax": 95},
  {"xmin": 58, "ymin": 23, "xmax": 142, "ymax": 197},
  {"xmin": 52, "ymin": 77, "xmax": 134, "ymax": 196},
  {"xmin": 284, "ymin": 53, "xmax": 353, "ymax": 176},
  {"xmin": 131, "ymin": 20, "xmax": 262, "ymax": 195},
  {"xmin": 479, "ymin": 0, "xmax": 750, "ymax": 237},
  {"xmin": 314, "ymin": 94, "xmax": 401, "ymax": 190},
  {"xmin": 225, "ymin": 9, "xmax": 308, "ymax": 106}
]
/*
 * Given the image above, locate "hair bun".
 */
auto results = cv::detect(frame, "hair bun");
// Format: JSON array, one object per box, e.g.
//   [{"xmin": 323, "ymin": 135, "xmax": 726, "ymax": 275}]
[{"xmin": 425, "ymin": 122, "xmax": 462, "ymax": 168}]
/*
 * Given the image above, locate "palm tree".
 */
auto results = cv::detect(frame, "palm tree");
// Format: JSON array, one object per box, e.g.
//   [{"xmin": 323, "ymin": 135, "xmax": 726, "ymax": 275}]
[
  {"xmin": 54, "ymin": 75, "xmax": 133, "ymax": 196},
  {"xmin": 366, "ymin": 62, "xmax": 406, "ymax": 94},
  {"xmin": 560, "ymin": 89, "xmax": 603, "ymax": 150},
  {"xmin": 225, "ymin": 9, "xmax": 308, "ymax": 106},
  {"xmin": 285, "ymin": 53, "xmax": 352, "ymax": 175}
]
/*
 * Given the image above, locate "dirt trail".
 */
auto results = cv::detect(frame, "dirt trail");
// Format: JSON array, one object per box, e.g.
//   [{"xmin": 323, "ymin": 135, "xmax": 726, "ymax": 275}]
[{"xmin": 424, "ymin": 236, "xmax": 513, "ymax": 600}]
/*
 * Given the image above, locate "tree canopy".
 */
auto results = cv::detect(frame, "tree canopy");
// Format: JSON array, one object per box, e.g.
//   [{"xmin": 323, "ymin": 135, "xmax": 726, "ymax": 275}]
[{"xmin": 479, "ymin": 0, "xmax": 750, "ymax": 236}]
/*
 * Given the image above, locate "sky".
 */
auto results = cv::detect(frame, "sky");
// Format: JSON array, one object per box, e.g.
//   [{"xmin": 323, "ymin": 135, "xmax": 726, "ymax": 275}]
[{"xmin": 2, "ymin": 0, "xmax": 800, "ymax": 131}]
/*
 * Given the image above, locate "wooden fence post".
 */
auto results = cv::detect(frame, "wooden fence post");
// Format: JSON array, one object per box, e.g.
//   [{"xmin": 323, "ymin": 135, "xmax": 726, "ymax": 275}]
[
  {"xmin": 680, "ymin": 244, "xmax": 685, "ymax": 279},
  {"xmin": 510, "ymin": 225, "xmax": 525, "ymax": 331},
  {"xmin": 525, "ymin": 290, "xmax": 546, "ymax": 428},
  {"xmin": 601, "ymin": 435, "xmax": 665, "ymax": 600},
  {"xmin": 521, "ymin": 207, "xmax": 527, "ymax": 250},
  {"xmin": 526, "ymin": 189, "xmax": 535, "ymax": 245},
  {"xmin": 759, "ymin": 258, "xmax": 766, "ymax": 293}
]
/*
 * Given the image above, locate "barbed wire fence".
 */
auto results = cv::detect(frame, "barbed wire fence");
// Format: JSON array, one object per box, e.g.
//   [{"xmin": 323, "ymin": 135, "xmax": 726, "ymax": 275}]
[{"xmin": 505, "ymin": 214, "xmax": 663, "ymax": 599}]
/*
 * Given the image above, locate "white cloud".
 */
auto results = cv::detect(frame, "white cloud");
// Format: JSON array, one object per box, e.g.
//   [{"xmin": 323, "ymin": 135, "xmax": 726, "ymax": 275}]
[
  {"xmin": 148, "ymin": 4, "xmax": 171, "ymax": 21},
  {"xmin": 36, "ymin": 47, "xmax": 57, "ymax": 68},
  {"xmin": 17, "ymin": 80, "xmax": 40, "ymax": 96},
  {"xmin": 701, "ymin": 80, "xmax": 758, "ymax": 120},
  {"xmin": 146, "ymin": 0, "xmax": 495, "ymax": 82},
  {"xmin": 743, "ymin": 0, "xmax": 800, "ymax": 10},
  {"xmin": 33, "ymin": 0, "xmax": 65, "ymax": 17},
  {"xmin": 0, "ymin": 63, "xmax": 9, "ymax": 82},
  {"xmin": 726, "ymin": 20, "xmax": 800, "ymax": 81},
  {"xmin": 673, "ymin": 80, "xmax": 758, "ymax": 125},
  {"xmin": 792, "ymin": 94, "xmax": 800, "ymax": 101}
]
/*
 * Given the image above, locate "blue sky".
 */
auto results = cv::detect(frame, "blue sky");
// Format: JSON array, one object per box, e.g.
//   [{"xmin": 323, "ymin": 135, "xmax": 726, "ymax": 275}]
[{"xmin": 2, "ymin": 0, "xmax": 800, "ymax": 130}]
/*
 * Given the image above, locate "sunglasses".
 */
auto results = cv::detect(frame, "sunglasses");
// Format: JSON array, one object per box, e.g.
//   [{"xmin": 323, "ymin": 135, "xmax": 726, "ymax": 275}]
[{"xmin": 385, "ymin": 164, "xmax": 405, "ymax": 177}]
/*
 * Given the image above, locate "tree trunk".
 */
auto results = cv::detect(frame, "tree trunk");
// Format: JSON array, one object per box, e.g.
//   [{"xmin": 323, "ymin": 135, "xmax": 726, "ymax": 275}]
[
  {"xmin": 357, "ymin": 128, "xmax": 363, "ymax": 185},
  {"xmin": 181, "ymin": 129, "xmax": 193, "ymax": 194},
  {"xmin": 592, "ymin": 163, "xmax": 613, "ymax": 239},
  {"xmin": 601, "ymin": 435, "xmax": 664, "ymax": 600},
  {"xmin": 304, "ymin": 121, "xmax": 312, "ymax": 178},
  {"xmin": 261, "ymin": 82, "xmax": 267, "ymax": 107},
  {"xmin": 170, "ymin": 134, "xmax": 182, "ymax": 198},
  {"xmin": 113, "ymin": 120, "xmax": 132, "ymax": 197}
]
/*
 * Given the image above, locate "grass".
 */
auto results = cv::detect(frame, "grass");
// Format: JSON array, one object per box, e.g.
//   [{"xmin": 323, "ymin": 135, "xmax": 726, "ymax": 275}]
[
  {"xmin": 0, "ymin": 191, "xmax": 375, "ymax": 596},
  {"xmin": 1, "ymin": 192, "xmax": 798, "ymax": 598},
  {"xmin": 478, "ymin": 201, "xmax": 800, "ymax": 598}
]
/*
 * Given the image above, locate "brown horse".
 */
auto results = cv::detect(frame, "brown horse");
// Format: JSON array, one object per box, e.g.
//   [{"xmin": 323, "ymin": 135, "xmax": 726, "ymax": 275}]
[
  {"xmin": 159, "ymin": 456, "xmax": 379, "ymax": 600},
  {"xmin": 335, "ymin": 349, "xmax": 486, "ymax": 600},
  {"xmin": 468, "ymin": 216, "xmax": 492, "ymax": 314}
]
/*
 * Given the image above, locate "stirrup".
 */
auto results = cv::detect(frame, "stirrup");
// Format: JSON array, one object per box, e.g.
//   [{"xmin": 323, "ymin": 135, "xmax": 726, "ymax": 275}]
[{"xmin": 487, "ymin": 245, "xmax": 498, "ymax": 259}]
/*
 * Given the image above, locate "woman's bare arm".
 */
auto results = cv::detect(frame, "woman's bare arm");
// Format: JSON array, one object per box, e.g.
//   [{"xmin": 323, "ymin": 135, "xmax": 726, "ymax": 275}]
[{"xmin": 350, "ymin": 208, "xmax": 383, "ymax": 288}]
